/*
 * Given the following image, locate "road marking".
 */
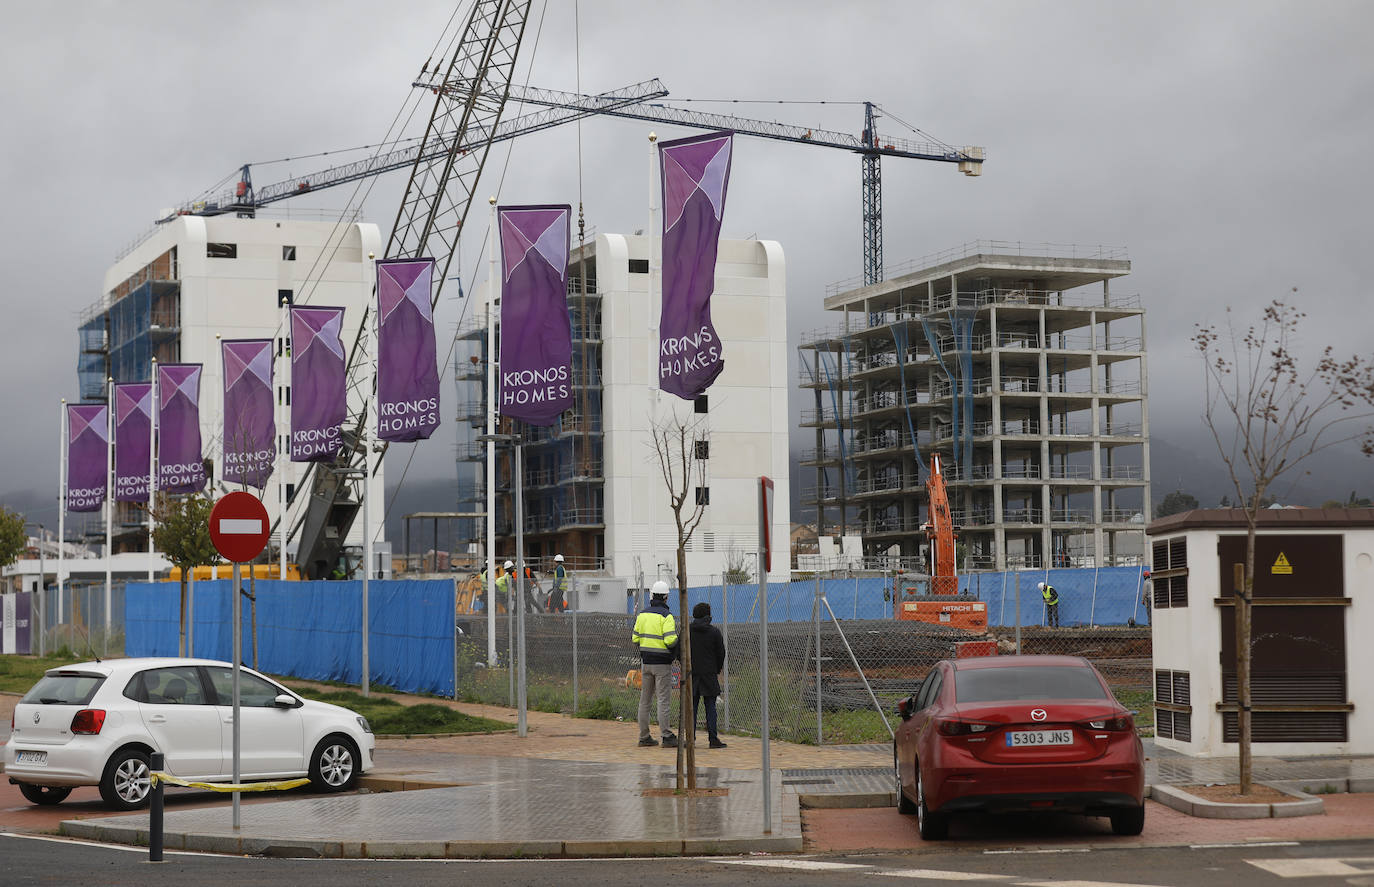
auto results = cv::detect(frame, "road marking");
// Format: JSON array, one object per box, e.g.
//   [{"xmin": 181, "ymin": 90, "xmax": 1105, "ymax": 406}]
[
  {"xmin": 1247, "ymin": 857, "xmax": 1374, "ymax": 878},
  {"xmin": 1191, "ymin": 841, "xmax": 1299, "ymax": 849},
  {"xmin": 984, "ymin": 848, "xmax": 1091, "ymax": 855},
  {"xmin": 875, "ymin": 869, "xmax": 1011, "ymax": 880},
  {"xmin": 219, "ymin": 518, "xmax": 263, "ymax": 534},
  {"xmin": 1016, "ymin": 882, "xmax": 1174, "ymax": 887},
  {"xmin": 715, "ymin": 859, "xmax": 870, "ymax": 871}
]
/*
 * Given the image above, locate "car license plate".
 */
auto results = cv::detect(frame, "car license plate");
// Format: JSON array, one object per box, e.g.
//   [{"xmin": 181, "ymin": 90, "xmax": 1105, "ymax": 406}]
[
  {"xmin": 15, "ymin": 750, "xmax": 48, "ymax": 766},
  {"xmin": 1006, "ymin": 729, "xmax": 1072, "ymax": 747}
]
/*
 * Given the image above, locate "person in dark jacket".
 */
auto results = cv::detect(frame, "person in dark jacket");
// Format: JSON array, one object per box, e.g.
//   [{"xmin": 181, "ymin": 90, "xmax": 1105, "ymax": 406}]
[{"xmin": 688, "ymin": 601, "xmax": 728, "ymax": 748}]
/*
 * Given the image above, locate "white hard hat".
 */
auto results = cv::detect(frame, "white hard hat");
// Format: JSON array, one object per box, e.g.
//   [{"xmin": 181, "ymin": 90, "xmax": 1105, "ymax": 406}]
[
  {"xmin": 504, "ymin": 560, "xmax": 514, "ymax": 570},
  {"xmin": 554, "ymin": 554, "xmax": 564, "ymax": 562},
  {"xmin": 1037, "ymin": 582, "xmax": 1046, "ymax": 590},
  {"xmin": 650, "ymin": 580, "xmax": 670, "ymax": 598}
]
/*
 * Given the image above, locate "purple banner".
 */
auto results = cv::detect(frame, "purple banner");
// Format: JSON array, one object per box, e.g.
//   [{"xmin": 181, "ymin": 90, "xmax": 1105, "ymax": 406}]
[
  {"xmin": 291, "ymin": 306, "xmax": 346, "ymax": 462},
  {"xmin": 157, "ymin": 363, "xmax": 207, "ymax": 493},
  {"xmin": 222, "ymin": 339, "xmax": 276, "ymax": 489},
  {"xmin": 376, "ymin": 258, "xmax": 440, "ymax": 442},
  {"xmin": 659, "ymin": 131, "xmax": 732, "ymax": 401},
  {"xmin": 114, "ymin": 382, "xmax": 153, "ymax": 501},
  {"xmin": 66, "ymin": 403, "xmax": 107, "ymax": 513},
  {"xmin": 498, "ymin": 204, "xmax": 573, "ymax": 426},
  {"xmin": 0, "ymin": 592, "xmax": 32, "ymax": 655}
]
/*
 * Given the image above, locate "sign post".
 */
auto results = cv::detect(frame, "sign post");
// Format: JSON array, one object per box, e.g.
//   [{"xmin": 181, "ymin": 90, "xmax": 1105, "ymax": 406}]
[
  {"xmin": 209, "ymin": 491, "xmax": 270, "ymax": 831},
  {"xmin": 757, "ymin": 475, "xmax": 774, "ymax": 834}
]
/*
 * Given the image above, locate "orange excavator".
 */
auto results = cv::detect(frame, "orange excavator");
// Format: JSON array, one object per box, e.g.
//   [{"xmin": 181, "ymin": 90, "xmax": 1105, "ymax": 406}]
[{"xmin": 897, "ymin": 453, "xmax": 988, "ymax": 629}]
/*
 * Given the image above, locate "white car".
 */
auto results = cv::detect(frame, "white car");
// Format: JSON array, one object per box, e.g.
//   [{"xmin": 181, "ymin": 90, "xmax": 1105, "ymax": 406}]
[{"xmin": 4, "ymin": 658, "xmax": 375, "ymax": 810}]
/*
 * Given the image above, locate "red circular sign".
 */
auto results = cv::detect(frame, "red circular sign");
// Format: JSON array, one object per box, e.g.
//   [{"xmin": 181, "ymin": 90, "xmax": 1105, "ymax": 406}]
[{"xmin": 209, "ymin": 491, "xmax": 271, "ymax": 563}]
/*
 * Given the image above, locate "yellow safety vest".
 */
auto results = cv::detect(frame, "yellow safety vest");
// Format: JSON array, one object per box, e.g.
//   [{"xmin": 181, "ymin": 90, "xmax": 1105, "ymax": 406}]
[
  {"xmin": 1042, "ymin": 585, "xmax": 1058, "ymax": 604},
  {"xmin": 632, "ymin": 608, "xmax": 678, "ymax": 661}
]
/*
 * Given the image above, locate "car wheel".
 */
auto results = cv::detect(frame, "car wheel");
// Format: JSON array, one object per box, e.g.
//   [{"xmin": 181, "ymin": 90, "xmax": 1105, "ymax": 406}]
[
  {"xmin": 99, "ymin": 748, "xmax": 152, "ymax": 811},
  {"xmin": 309, "ymin": 735, "xmax": 360, "ymax": 793},
  {"xmin": 18, "ymin": 784, "xmax": 72, "ymax": 806},
  {"xmin": 1110, "ymin": 803, "xmax": 1146, "ymax": 836},
  {"xmin": 916, "ymin": 766, "xmax": 949, "ymax": 840},
  {"xmin": 894, "ymin": 743, "xmax": 917, "ymax": 814}
]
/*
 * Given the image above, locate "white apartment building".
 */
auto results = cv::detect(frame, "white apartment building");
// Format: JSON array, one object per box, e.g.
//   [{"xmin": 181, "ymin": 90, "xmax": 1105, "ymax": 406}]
[
  {"xmin": 458, "ymin": 233, "xmax": 792, "ymax": 588},
  {"xmin": 79, "ymin": 215, "xmax": 385, "ymax": 570}
]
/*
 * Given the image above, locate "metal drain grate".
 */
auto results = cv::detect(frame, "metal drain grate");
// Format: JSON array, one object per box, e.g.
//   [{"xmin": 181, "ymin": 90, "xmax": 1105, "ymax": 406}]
[{"xmin": 781, "ymin": 767, "xmax": 890, "ymax": 778}]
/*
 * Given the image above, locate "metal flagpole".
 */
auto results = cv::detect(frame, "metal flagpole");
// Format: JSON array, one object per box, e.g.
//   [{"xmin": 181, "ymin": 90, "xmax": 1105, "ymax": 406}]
[
  {"xmin": 362, "ymin": 253, "xmax": 376, "ymax": 697},
  {"xmin": 105, "ymin": 378, "xmax": 114, "ymax": 658},
  {"xmin": 646, "ymin": 132, "xmax": 659, "ymax": 611},
  {"xmin": 515, "ymin": 439, "xmax": 527, "ymax": 738},
  {"xmin": 486, "ymin": 197, "xmax": 498, "ymax": 667},
  {"xmin": 58, "ymin": 400, "xmax": 66, "ymax": 630},
  {"xmin": 148, "ymin": 358, "xmax": 157, "ymax": 583},
  {"xmin": 279, "ymin": 297, "xmax": 288, "ymax": 582}
]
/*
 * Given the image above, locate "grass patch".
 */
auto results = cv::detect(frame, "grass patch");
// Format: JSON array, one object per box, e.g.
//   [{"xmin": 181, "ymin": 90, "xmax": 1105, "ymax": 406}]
[
  {"xmin": 286, "ymin": 685, "xmax": 511, "ymax": 735},
  {"xmin": 0, "ymin": 652, "xmax": 89, "ymax": 695},
  {"xmin": 1114, "ymin": 688, "xmax": 1154, "ymax": 736}
]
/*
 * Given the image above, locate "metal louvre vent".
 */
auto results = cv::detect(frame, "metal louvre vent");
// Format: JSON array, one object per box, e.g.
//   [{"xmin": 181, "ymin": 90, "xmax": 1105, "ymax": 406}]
[
  {"xmin": 1152, "ymin": 540, "xmax": 1168, "ymax": 570},
  {"xmin": 1156, "ymin": 709, "xmax": 1173, "ymax": 739},
  {"xmin": 1173, "ymin": 710, "xmax": 1192, "ymax": 742},
  {"xmin": 1168, "ymin": 574, "xmax": 1188, "ymax": 608},
  {"xmin": 1169, "ymin": 538, "xmax": 1187, "ymax": 569},
  {"xmin": 1223, "ymin": 711, "xmax": 1347, "ymax": 743},
  {"xmin": 1172, "ymin": 671, "xmax": 1190, "ymax": 707},
  {"xmin": 1155, "ymin": 670, "xmax": 1172, "ymax": 704},
  {"xmin": 1222, "ymin": 674, "xmax": 1345, "ymax": 705}
]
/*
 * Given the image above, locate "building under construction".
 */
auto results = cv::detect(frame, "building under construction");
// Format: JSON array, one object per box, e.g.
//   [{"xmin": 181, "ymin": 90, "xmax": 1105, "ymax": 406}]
[{"xmin": 798, "ymin": 242, "xmax": 1150, "ymax": 571}]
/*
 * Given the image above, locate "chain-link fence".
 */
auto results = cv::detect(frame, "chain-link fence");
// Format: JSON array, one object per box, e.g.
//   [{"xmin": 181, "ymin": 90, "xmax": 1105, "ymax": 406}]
[
  {"xmin": 456, "ymin": 585, "xmax": 1153, "ymax": 745},
  {"xmin": 7, "ymin": 582, "xmax": 127, "ymax": 659}
]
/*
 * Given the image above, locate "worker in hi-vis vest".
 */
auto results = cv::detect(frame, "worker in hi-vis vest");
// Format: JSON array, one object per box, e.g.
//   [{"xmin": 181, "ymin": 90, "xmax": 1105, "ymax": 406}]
[
  {"xmin": 1039, "ymin": 581, "xmax": 1060, "ymax": 628},
  {"xmin": 632, "ymin": 581, "xmax": 679, "ymax": 748}
]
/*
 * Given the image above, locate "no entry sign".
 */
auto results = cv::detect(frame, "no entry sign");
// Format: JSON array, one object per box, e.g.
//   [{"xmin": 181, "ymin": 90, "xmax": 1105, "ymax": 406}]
[{"xmin": 210, "ymin": 491, "xmax": 271, "ymax": 564}]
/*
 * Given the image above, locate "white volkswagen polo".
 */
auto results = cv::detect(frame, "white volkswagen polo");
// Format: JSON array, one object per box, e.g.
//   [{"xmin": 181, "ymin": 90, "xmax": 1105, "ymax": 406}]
[{"xmin": 4, "ymin": 658, "xmax": 375, "ymax": 810}]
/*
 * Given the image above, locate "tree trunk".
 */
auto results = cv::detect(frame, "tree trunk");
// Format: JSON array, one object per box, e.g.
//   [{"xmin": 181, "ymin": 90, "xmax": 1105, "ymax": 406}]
[
  {"xmin": 1239, "ymin": 529, "xmax": 1255, "ymax": 793},
  {"xmin": 676, "ymin": 546, "xmax": 696, "ymax": 790},
  {"xmin": 178, "ymin": 575, "xmax": 187, "ymax": 657}
]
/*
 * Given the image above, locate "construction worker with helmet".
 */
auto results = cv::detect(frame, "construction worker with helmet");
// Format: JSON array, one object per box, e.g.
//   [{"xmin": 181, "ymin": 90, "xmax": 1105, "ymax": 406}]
[
  {"xmin": 548, "ymin": 553, "xmax": 569, "ymax": 612},
  {"xmin": 633, "ymin": 580, "xmax": 679, "ymax": 748},
  {"xmin": 492, "ymin": 559, "xmax": 514, "ymax": 613},
  {"xmin": 1039, "ymin": 581, "xmax": 1060, "ymax": 628}
]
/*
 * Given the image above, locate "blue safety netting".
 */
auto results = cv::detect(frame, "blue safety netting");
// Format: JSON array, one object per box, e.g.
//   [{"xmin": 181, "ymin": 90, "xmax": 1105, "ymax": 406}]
[
  {"xmin": 124, "ymin": 579, "xmax": 457, "ymax": 696},
  {"xmin": 678, "ymin": 566, "xmax": 1148, "ymax": 628}
]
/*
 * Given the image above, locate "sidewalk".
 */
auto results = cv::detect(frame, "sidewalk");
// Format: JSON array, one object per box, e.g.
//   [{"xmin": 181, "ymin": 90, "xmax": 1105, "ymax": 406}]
[{"xmin": 47, "ymin": 695, "xmax": 1374, "ymax": 858}]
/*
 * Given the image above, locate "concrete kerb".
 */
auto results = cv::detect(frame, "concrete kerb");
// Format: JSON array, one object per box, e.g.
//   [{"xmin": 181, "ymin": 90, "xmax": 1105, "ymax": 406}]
[{"xmin": 1147, "ymin": 782, "xmax": 1325, "ymax": 819}]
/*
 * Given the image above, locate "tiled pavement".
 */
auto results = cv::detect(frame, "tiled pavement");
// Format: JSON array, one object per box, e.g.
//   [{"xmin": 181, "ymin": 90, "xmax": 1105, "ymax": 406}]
[{"xmin": 9, "ymin": 692, "xmax": 1374, "ymax": 858}]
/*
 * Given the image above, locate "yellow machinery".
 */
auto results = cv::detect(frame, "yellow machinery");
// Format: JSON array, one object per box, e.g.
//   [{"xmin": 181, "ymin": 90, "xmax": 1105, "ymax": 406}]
[{"xmin": 165, "ymin": 563, "xmax": 301, "ymax": 582}]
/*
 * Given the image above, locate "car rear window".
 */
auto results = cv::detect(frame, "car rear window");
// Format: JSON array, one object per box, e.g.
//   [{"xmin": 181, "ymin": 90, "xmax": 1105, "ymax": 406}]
[
  {"xmin": 20, "ymin": 672, "xmax": 106, "ymax": 706},
  {"xmin": 954, "ymin": 666, "xmax": 1108, "ymax": 703}
]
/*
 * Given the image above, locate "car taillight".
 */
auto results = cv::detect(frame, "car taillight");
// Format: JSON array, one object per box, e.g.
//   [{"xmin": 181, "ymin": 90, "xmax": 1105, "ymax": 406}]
[
  {"xmin": 1086, "ymin": 715, "xmax": 1133, "ymax": 731},
  {"xmin": 937, "ymin": 719, "xmax": 992, "ymax": 736},
  {"xmin": 70, "ymin": 709, "xmax": 106, "ymax": 735}
]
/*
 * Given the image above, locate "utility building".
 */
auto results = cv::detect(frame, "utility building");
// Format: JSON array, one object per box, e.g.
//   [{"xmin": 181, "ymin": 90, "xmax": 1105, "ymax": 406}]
[
  {"xmin": 457, "ymin": 233, "xmax": 791, "ymax": 588},
  {"xmin": 798, "ymin": 242, "xmax": 1150, "ymax": 571},
  {"xmin": 78, "ymin": 216, "xmax": 386, "ymax": 571}
]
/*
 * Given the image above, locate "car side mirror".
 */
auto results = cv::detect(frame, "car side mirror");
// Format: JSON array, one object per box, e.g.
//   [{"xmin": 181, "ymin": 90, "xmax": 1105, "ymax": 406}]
[
  {"xmin": 274, "ymin": 694, "xmax": 299, "ymax": 708},
  {"xmin": 897, "ymin": 696, "xmax": 913, "ymax": 721}
]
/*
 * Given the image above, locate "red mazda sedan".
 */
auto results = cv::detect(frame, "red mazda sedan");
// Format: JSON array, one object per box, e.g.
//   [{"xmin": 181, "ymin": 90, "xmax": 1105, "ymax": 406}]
[{"xmin": 894, "ymin": 654, "xmax": 1145, "ymax": 839}]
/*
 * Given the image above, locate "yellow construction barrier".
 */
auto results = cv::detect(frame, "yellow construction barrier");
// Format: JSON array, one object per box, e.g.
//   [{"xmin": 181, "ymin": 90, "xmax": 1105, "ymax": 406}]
[{"xmin": 150, "ymin": 772, "xmax": 311, "ymax": 793}]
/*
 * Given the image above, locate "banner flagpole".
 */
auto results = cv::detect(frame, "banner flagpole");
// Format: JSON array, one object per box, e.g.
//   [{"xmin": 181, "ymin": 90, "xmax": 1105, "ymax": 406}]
[
  {"xmin": 362, "ymin": 252, "xmax": 375, "ymax": 698},
  {"xmin": 646, "ymin": 132, "xmax": 658, "ymax": 616},
  {"xmin": 58, "ymin": 399, "xmax": 66, "ymax": 629},
  {"xmin": 279, "ymin": 296, "xmax": 288, "ymax": 581},
  {"xmin": 486, "ymin": 196, "xmax": 498, "ymax": 667},
  {"xmin": 148, "ymin": 358, "xmax": 157, "ymax": 583},
  {"xmin": 105, "ymin": 378, "xmax": 113, "ymax": 657}
]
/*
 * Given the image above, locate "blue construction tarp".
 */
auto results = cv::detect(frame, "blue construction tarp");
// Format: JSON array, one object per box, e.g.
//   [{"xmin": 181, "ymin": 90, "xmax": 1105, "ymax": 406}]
[{"xmin": 124, "ymin": 579, "xmax": 457, "ymax": 696}]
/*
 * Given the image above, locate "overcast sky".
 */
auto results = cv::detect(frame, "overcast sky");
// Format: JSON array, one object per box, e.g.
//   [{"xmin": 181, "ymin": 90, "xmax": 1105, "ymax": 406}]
[{"xmin": 3, "ymin": 0, "xmax": 1371, "ymax": 533}]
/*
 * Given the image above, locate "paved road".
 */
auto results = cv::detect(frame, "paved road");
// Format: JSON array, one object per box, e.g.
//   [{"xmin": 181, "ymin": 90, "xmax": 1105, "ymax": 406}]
[{"xmin": 4, "ymin": 833, "xmax": 1374, "ymax": 886}]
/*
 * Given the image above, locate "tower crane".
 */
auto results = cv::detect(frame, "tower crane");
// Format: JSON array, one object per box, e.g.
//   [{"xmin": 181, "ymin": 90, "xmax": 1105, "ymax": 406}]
[{"xmin": 163, "ymin": 0, "xmax": 984, "ymax": 575}]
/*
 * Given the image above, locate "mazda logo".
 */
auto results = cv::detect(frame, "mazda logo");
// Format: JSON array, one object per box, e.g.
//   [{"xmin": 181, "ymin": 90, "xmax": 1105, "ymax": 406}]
[
  {"xmin": 1030, "ymin": 709, "xmax": 1047, "ymax": 721},
  {"xmin": 32, "ymin": 712, "xmax": 41, "ymax": 725}
]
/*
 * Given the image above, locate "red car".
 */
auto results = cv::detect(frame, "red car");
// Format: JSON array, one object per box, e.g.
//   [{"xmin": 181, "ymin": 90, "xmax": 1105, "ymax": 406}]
[{"xmin": 894, "ymin": 654, "xmax": 1145, "ymax": 839}]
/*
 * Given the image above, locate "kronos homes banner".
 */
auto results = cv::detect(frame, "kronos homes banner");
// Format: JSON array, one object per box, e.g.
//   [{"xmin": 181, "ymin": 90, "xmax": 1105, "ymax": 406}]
[
  {"xmin": 157, "ymin": 363, "xmax": 206, "ymax": 493},
  {"xmin": 66, "ymin": 403, "xmax": 107, "ymax": 512},
  {"xmin": 113, "ymin": 382, "xmax": 152, "ymax": 501},
  {"xmin": 376, "ymin": 258, "xmax": 440, "ymax": 442},
  {"xmin": 498, "ymin": 204, "xmax": 573, "ymax": 426},
  {"xmin": 221, "ymin": 338, "xmax": 275, "ymax": 489},
  {"xmin": 290, "ymin": 306, "xmax": 346, "ymax": 462}
]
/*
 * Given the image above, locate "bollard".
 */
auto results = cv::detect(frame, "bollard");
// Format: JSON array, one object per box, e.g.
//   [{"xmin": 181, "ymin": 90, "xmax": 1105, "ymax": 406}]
[{"xmin": 149, "ymin": 752, "xmax": 164, "ymax": 862}]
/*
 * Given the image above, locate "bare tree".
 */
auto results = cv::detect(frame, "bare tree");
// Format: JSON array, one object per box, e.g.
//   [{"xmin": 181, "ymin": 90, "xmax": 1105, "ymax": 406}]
[
  {"xmin": 723, "ymin": 538, "xmax": 753, "ymax": 585},
  {"xmin": 1193, "ymin": 297, "xmax": 1374, "ymax": 792},
  {"xmin": 650, "ymin": 412, "xmax": 709, "ymax": 790}
]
